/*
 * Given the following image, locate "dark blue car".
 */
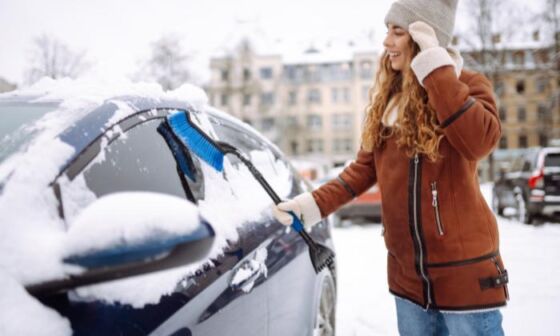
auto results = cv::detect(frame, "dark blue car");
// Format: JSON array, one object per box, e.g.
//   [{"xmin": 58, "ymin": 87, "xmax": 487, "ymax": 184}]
[{"xmin": 0, "ymin": 83, "xmax": 336, "ymax": 336}]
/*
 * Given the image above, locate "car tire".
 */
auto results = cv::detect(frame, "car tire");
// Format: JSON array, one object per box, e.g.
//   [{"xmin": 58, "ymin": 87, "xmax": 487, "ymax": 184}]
[
  {"xmin": 492, "ymin": 191, "xmax": 504, "ymax": 216},
  {"xmin": 515, "ymin": 192, "xmax": 533, "ymax": 225},
  {"xmin": 312, "ymin": 272, "xmax": 336, "ymax": 336}
]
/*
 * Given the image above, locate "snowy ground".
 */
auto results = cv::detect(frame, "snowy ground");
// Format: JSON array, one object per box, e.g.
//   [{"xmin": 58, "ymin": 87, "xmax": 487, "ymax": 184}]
[{"xmin": 332, "ymin": 184, "xmax": 560, "ymax": 336}]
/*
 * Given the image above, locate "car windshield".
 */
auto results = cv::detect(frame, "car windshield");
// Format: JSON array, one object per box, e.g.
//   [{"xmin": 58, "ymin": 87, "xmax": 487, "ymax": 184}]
[{"xmin": 0, "ymin": 100, "xmax": 60, "ymax": 164}]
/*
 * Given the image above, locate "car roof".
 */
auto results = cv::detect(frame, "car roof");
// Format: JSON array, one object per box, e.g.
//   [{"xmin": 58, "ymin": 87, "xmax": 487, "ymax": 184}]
[{"xmin": 0, "ymin": 92, "xmax": 279, "ymax": 191}]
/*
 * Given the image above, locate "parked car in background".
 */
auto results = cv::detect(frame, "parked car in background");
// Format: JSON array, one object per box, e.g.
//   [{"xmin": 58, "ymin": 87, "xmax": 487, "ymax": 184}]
[
  {"xmin": 0, "ymin": 79, "xmax": 336, "ymax": 336},
  {"xmin": 492, "ymin": 147, "xmax": 560, "ymax": 224},
  {"xmin": 313, "ymin": 165, "xmax": 382, "ymax": 226}
]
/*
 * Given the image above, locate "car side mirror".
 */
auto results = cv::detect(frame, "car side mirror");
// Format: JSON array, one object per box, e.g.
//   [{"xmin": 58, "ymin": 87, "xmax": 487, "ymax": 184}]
[{"xmin": 26, "ymin": 192, "xmax": 214, "ymax": 297}]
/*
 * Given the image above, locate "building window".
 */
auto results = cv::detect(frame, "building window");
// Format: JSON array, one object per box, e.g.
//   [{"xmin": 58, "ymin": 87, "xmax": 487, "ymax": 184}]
[
  {"xmin": 243, "ymin": 68, "xmax": 251, "ymax": 81},
  {"xmin": 360, "ymin": 61, "xmax": 373, "ymax": 80},
  {"xmin": 539, "ymin": 133, "xmax": 548, "ymax": 147},
  {"xmin": 499, "ymin": 106, "xmax": 507, "ymax": 121},
  {"xmin": 333, "ymin": 139, "xmax": 353, "ymax": 153},
  {"xmin": 288, "ymin": 91, "xmax": 297, "ymax": 105},
  {"xmin": 260, "ymin": 67, "xmax": 273, "ymax": 79},
  {"xmin": 499, "ymin": 136, "xmax": 508, "ymax": 149},
  {"xmin": 221, "ymin": 69, "xmax": 229, "ymax": 81},
  {"xmin": 516, "ymin": 80, "xmax": 525, "ymax": 94},
  {"xmin": 517, "ymin": 106, "xmax": 526, "ymax": 122},
  {"xmin": 261, "ymin": 117, "xmax": 275, "ymax": 131},
  {"xmin": 494, "ymin": 81, "xmax": 505, "ymax": 97},
  {"xmin": 332, "ymin": 113, "xmax": 352, "ymax": 130},
  {"xmin": 307, "ymin": 114, "xmax": 322, "ymax": 130},
  {"xmin": 290, "ymin": 141, "xmax": 299, "ymax": 155},
  {"xmin": 342, "ymin": 87, "xmax": 351, "ymax": 103},
  {"xmin": 221, "ymin": 94, "xmax": 229, "ymax": 106},
  {"xmin": 518, "ymin": 134, "xmax": 528, "ymax": 148},
  {"xmin": 307, "ymin": 139, "xmax": 324, "ymax": 153},
  {"xmin": 362, "ymin": 85, "xmax": 370, "ymax": 100},
  {"xmin": 243, "ymin": 94, "xmax": 252, "ymax": 106},
  {"xmin": 537, "ymin": 103, "xmax": 548, "ymax": 121},
  {"xmin": 260, "ymin": 92, "xmax": 275, "ymax": 105},
  {"xmin": 536, "ymin": 78, "xmax": 547, "ymax": 93},
  {"xmin": 512, "ymin": 51, "xmax": 525, "ymax": 66},
  {"xmin": 307, "ymin": 89, "xmax": 322, "ymax": 104},
  {"xmin": 331, "ymin": 88, "xmax": 339, "ymax": 103}
]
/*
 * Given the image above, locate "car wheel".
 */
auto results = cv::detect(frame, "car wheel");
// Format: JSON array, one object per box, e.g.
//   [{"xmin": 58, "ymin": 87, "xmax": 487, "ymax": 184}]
[
  {"xmin": 312, "ymin": 272, "xmax": 336, "ymax": 336},
  {"xmin": 515, "ymin": 192, "xmax": 533, "ymax": 224},
  {"xmin": 492, "ymin": 191, "xmax": 504, "ymax": 216}
]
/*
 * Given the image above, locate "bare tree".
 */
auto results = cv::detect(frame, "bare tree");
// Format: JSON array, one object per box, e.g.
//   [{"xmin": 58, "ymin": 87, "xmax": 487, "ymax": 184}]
[
  {"xmin": 459, "ymin": 0, "xmax": 525, "ymax": 181},
  {"xmin": 136, "ymin": 34, "xmax": 194, "ymax": 90},
  {"xmin": 542, "ymin": 0, "xmax": 560, "ymax": 144},
  {"xmin": 26, "ymin": 34, "xmax": 90, "ymax": 84}
]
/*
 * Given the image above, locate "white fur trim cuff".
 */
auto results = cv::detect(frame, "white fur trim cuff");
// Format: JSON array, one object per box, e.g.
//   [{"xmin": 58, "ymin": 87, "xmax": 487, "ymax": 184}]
[
  {"xmin": 294, "ymin": 192, "xmax": 323, "ymax": 229},
  {"xmin": 411, "ymin": 47, "xmax": 455, "ymax": 85}
]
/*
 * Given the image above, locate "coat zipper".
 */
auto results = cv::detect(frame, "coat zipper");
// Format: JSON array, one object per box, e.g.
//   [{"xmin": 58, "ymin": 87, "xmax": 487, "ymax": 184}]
[
  {"xmin": 431, "ymin": 182, "xmax": 445, "ymax": 236},
  {"xmin": 413, "ymin": 154, "xmax": 432, "ymax": 309}
]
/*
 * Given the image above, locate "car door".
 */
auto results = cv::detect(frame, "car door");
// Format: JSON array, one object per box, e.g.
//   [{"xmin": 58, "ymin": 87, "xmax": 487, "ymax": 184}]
[
  {"xmin": 48, "ymin": 108, "xmax": 267, "ymax": 335},
  {"xmin": 203, "ymin": 114, "xmax": 326, "ymax": 336}
]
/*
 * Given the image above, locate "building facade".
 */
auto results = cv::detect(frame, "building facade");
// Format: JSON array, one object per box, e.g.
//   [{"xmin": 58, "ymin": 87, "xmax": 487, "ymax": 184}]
[
  {"xmin": 208, "ymin": 40, "xmax": 378, "ymax": 166},
  {"xmin": 461, "ymin": 41, "xmax": 560, "ymax": 150}
]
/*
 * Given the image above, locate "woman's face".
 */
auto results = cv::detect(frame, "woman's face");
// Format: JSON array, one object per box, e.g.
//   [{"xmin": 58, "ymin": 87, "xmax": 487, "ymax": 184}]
[{"xmin": 383, "ymin": 24, "xmax": 412, "ymax": 71}]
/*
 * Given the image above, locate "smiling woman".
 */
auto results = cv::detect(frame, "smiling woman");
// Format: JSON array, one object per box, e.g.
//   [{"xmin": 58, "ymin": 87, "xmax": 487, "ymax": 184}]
[{"xmin": 383, "ymin": 24, "xmax": 412, "ymax": 71}]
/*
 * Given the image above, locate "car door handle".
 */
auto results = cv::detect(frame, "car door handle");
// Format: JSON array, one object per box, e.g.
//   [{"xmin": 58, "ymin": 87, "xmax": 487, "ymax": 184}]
[{"xmin": 229, "ymin": 259, "xmax": 265, "ymax": 293}]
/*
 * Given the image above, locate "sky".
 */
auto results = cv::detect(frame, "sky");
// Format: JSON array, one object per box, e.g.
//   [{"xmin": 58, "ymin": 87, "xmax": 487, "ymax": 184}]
[{"xmin": 0, "ymin": 0, "xmax": 544, "ymax": 86}]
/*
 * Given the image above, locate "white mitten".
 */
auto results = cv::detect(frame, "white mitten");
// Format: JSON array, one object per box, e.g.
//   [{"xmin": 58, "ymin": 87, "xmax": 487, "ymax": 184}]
[
  {"xmin": 409, "ymin": 21, "xmax": 456, "ymax": 85},
  {"xmin": 409, "ymin": 21, "xmax": 439, "ymax": 51},
  {"xmin": 272, "ymin": 192, "xmax": 322, "ymax": 230}
]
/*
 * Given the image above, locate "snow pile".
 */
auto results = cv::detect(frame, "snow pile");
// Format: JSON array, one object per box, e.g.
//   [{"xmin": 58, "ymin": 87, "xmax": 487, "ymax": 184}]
[{"xmin": 0, "ymin": 271, "xmax": 71, "ymax": 336}]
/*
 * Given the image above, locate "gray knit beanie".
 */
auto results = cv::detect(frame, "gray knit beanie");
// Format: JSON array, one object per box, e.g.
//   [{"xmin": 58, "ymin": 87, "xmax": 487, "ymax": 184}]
[{"xmin": 384, "ymin": 0, "xmax": 459, "ymax": 47}]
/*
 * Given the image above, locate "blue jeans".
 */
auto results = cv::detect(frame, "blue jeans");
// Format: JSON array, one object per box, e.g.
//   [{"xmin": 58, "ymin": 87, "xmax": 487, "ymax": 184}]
[{"xmin": 395, "ymin": 297, "xmax": 505, "ymax": 336}]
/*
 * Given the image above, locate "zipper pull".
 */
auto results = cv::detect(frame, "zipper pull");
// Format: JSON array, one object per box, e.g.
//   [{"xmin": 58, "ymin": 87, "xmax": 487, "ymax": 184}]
[
  {"xmin": 414, "ymin": 153, "xmax": 419, "ymax": 164},
  {"xmin": 431, "ymin": 182, "xmax": 438, "ymax": 207}
]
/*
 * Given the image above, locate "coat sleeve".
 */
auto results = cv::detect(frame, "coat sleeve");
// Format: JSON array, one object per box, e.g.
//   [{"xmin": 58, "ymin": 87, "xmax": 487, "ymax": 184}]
[
  {"xmin": 311, "ymin": 148, "xmax": 377, "ymax": 217},
  {"xmin": 423, "ymin": 66, "xmax": 501, "ymax": 161}
]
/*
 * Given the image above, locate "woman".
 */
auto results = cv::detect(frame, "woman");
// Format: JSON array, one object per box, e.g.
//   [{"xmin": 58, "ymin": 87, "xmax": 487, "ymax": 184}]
[{"xmin": 273, "ymin": 0, "xmax": 509, "ymax": 335}]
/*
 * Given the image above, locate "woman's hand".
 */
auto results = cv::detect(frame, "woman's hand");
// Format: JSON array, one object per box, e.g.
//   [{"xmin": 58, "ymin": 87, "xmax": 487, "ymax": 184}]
[
  {"xmin": 408, "ymin": 21, "xmax": 439, "ymax": 51},
  {"xmin": 272, "ymin": 192, "xmax": 322, "ymax": 230},
  {"xmin": 408, "ymin": 21, "xmax": 457, "ymax": 85}
]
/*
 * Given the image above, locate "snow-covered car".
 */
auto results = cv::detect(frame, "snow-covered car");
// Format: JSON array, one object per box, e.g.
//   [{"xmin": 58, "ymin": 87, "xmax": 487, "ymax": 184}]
[{"xmin": 0, "ymin": 79, "xmax": 336, "ymax": 336}]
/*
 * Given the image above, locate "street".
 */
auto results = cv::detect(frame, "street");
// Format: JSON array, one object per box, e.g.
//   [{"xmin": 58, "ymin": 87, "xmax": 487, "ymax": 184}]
[{"xmin": 332, "ymin": 184, "xmax": 560, "ymax": 336}]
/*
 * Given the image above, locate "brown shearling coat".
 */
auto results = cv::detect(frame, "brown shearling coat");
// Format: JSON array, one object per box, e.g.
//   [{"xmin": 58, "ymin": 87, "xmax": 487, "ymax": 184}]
[{"xmin": 312, "ymin": 65, "xmax": 509, "ymax": 311}]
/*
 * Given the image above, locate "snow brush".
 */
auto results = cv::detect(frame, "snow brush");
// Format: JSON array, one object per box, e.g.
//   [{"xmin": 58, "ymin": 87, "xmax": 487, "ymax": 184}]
[{"xmin": 167, "ymin": 110, "xmax": 335, "ymax": 274}]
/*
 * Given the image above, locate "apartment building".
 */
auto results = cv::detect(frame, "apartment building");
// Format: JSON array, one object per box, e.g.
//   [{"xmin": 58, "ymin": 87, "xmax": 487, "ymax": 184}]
[
  {"xmin": 208, "ymin": 39, "xmax": 378, "ymax": 166},
  {"xmin": 459, "ymin": 36, "xmax": 560, "ymax": 150}
]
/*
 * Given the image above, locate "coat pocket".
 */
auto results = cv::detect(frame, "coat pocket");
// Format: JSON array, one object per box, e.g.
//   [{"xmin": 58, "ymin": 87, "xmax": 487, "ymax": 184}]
[{"xmin": 431, "ymin": 181, "xmax": 445, "ymax": 236}]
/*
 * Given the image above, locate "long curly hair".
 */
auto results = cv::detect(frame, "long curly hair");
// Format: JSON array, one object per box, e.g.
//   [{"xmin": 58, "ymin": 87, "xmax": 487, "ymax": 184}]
[{"xmin": 361, "ymin": 40, "xmax": 443, "ymax": 162}]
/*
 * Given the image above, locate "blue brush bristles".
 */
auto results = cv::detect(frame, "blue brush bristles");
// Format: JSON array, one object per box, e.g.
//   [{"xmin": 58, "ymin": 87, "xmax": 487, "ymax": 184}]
[{"xmin": 167, "ymin": 111, "xmax": 225, "ymax": 172}]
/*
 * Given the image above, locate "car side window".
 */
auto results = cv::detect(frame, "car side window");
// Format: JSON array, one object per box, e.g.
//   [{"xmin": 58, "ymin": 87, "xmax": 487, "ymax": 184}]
[
  {"xmin": 207, "ymin": 115, "xmax": 296, "ymax": 205},
  {"xmin": 59, "ymin": 117, "xmax": 196, "ymax": 222},
  {"xmin": 544, "ymin": 153, "xmax": 560, "ymax": 167}
]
